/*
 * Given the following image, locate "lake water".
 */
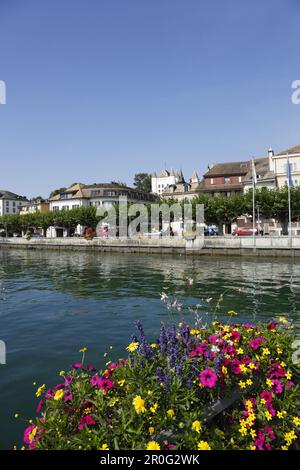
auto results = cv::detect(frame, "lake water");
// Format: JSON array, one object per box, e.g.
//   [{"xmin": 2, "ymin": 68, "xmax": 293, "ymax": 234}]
[{"xmin": 0, "ymin": 248, "xmax": 300, "ymax": 449}]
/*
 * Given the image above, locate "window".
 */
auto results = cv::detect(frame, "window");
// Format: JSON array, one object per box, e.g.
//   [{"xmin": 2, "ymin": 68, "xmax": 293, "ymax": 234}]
[
  {"xmin": 13, "ymin": 202, "xmax": 16, "ymax": 207},
  {"xmin": 224, "ymin": 177, "xmax": 230, "ymax": 184},
  {"xmin": 62, "ymin": 206, "xmax": 69, "ymax": 211},
  {"xmin": 91, "ymin": 190, "xmax": 101, "ymax": 197},
  {"xmin": 52, "ymin": 206, "xmax": 59, "ymax": 211},
  {"xmin": 210, "ymin": 178, "xmax": 214, "ymax": 185},
  {"xmin": 72, "ymin": 205, "xmax": 80, "ymax": 209},
  {"xmin": 238, "ymin": 176, "xmax": 242, "ymax": 183}
]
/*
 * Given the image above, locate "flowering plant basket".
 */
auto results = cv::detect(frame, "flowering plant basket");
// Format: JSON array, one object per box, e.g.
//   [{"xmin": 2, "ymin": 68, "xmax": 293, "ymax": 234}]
[{"xmin": 23, "ymin": 319, "xmax": 299, "ymax": 450}]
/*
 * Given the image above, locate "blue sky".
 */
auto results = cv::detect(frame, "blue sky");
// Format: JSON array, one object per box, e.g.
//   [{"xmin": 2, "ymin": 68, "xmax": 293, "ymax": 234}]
[{"xmin": 0, "ymin": 0, "xmax": 300, "ymax": 197}]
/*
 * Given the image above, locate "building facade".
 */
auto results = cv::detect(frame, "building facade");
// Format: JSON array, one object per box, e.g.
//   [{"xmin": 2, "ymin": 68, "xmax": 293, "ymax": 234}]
[
  {"xmin": 49, "ymin": 182, "xmax": 156, "ymax": 212},
  {"xmin": 197, "ymin": 161, "xmax": 250, "ymax": 196},
  {"xmin": 19, "ymin": 198, "xmax": 50, "ymax": 215},
  {"xmin": 151, "ymin": 169, "xmax": 184, "ymax": 196},
  {"xmin": 0, "ymin": 190, "xmax": 28, "ymax": 216},
  {"xmin": 270, "ymin": 145, "xmax": 300, "ymax": 188}
]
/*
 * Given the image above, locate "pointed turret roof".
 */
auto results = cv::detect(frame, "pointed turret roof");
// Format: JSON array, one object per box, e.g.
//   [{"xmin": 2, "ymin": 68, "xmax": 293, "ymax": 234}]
[{"xmin": 190, "ymin": 170, "xmax": 200, "ymax": 182}]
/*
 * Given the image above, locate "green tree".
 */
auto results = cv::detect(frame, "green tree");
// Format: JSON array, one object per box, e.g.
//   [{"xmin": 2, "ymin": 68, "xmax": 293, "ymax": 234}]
[{"xmin": 133, "ymin": 173, "xmax": 152, "ymax": 193}]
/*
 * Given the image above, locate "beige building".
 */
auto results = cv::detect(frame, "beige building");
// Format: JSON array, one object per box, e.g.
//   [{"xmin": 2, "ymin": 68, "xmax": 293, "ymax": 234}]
[
  {"xmin": 269, "ymin": 145, "xmax": 300, "ymax": 188},
  {"xmin": 19, "ymin": 198, "xmax": 50, "ymax": 215}
]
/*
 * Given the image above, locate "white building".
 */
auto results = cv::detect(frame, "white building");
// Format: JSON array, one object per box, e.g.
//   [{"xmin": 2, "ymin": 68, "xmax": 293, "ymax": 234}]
[
  {"xmin": 0, "ymin": 190, "xmax": 28, "ymax": 216},
  {"xmin": 151, "ymin": 169, "xmax": 184, "ymax": 196},
  {"xmin": 270, "ymin": 145, "xmax": 300, "ymax": 188},
  {"xmin": 48, "ymin": 182, "xmax": 156, "ymax": 237}
]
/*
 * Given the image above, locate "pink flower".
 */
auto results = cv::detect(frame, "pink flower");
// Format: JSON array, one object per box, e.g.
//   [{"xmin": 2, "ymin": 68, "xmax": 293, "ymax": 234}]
[
  {"xmin": 36, "ymin": 399, "xmax": 43, "ymax": 413},
  {"xmin": 267, "ymin": 321, "xmax": 277, "ymax": 330},
  {"xmin": 285, "ymin": 381, "xmax": 295, "ymax": 390},
  {"xmin": 71, "ymin": 363, "xmax": 83, "ymax": 369},
  {"xmin": 166, "ymin": 444, "xmax": 174, "ymax": 449},
  {"xmin": 24, "ymin": 425, "xmax": 35, "ymax": 444},
  {"xmin": 271, "ymin": 379, "xmax": 283, "ymax": 394},
  {"xmin": 78, "ymin": 415, "xmax": 96, "ymax": 430},
  {"xmin": 260, "ymin": 391, "xmax": 273, "ymax": 405},
  {"xmin": 268, "ymin": 363, "xmax": 286, "ymax": 378},
  {"xmin": 199, "ymin": 368, "xmax": 218, "ymax": 389},
  {"xmin": 230, "ymin": 331, "xmax": 241, "ymax": 342},
  {"xmin": 208, "ymin": 335, "xmax": 219, "ymax": 345},
  {"xmin": 249, "ymin": 337, "xmax": 267, "ymax": 350},
  {"xmin": 64, "ymin": 391, "xmax": 73, "ymax": 402},
  {"xmin": 264, "ymin": 425, "xmax": 275, "ymax": 441},
  {"xmin": 231, "ymin": 359, "xmax": 242, "ymax": 375},
  {"xmin": 90, "ymin": 375, "xmax": 114, "ymax": 392}
]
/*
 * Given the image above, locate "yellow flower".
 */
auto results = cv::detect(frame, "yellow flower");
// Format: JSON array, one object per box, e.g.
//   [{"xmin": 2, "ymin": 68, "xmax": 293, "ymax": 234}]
[
  {"xmin": 284, "ymin": 430, "xmax": 297, "ymax": 445},
  {"xmin": 126, "ymin": 342, "xmax": 139, "ymax": 353},
  {"xmin": 240, "ymin": 364, "xmax": 247, "ymax": 373},
  {"xmin": 146, "ymin": 441, "xmax": 161, "ymax": 450},
  {"xmin": 278, "ymin": 316, "xmax": 288, "ymax": 324},
  {"xmin": 250, "ymin": 429, "xmax": 257, "ymax": 439},
  {"xmin": 239, "ymin": 426, "xmax": 247, "ymax": 436},
  {"xmin": 285, "ymin": 371, "xmax": 292, "ymax": 380},
  {"xmin": 249, "ymin": 445, "xmax": 256, "ymax": 450},
  {"xmin": 35, "ymin": 384, "xmax": 46, "ymax": 398},
  {"xmin": 292, "ymin": 417, "xmax": 300, "ymax": 427},
  {"xmin": 99, "ymin": 444, "xmax": 109, "ymax": 450},
  {"xmin": 280, "ymin": 361, "xmax": 286, "ymax": 367},
  {"xmin": 118, "ymin": 379, "xmax": 126, "ymax": 387},
  {"xmin": 222, "ymin": 366, "xmax": 228, "ymax": 375},
  {"xmin": 79, "ymin": 347, "xmax": 87, "ymax": 353},
  {"xmin": 28, "ymin": 426, "xmax": 38, "ymax": 442},
  {"xmin": 147, "ymin": 390, "xmax": 153, "ymax": 396},
  {"xmin": 261, "ymin": 398, "xmax": 267, "ymax": 405},
  {"xmin": 197, "ymin": 441, "xmax": 211, "ymax": 450},
  {"xmin": 277, "ymin": 410, "xmax": 287, "ymax": 419},
  {"xmin": 149, "ymin": 427, "xmax": 155, "ymax": 436},
  {"xmin": 53, "ymin": 389, "xmax": 64, "ymax": 401},
  {"xmin": 167, "ymin": 409, "xmax": 175, "ymax": 418},
  {"xmin": 133, "ymin": 395, "xmax": 146, "ymax": 414},
  {"xmin": 277, "ymin": 347, "xmax": 283, "ymax": 355},
  {"xmin": 228, "ymin": 310, "xmax": 238, "ymax": 317},
  {"xmin": 266, "ymin": 378, "xmax": 273, "ymax": 388},
  {"xmin": 281, "ymin": 446, "xmax": 288, "ymax": 451},
  {"xmin": 262, "ymin": 348, "xmax": 270, "ymax": 356},
  {"xmin": 59, "ymin": 371, "xmax": 65, "ymax": 377},
  {"xmin": 150, "ymin": 403, "xmax": 158, "ymax": 414},
  {"xmin": 192, "ymin": 420, "xmax": 202, "ymax": 433},
  {"xmin": 150, "ymin": 343, "xmax": 157, "ymax": 349},
  {"xmin": 246, "ymin": 379, "xmax": 253, "ymax": 386},
  {"xmin": 237, "ymin": 348, "xmax": 244, "ymax": 355},
  {"xmin": 238, "ymin": 381, "xmax": 246, "ymax": 389},
  {"xmin": 265, "ymin": 411, "xmax": 272, "ymax": 421}
]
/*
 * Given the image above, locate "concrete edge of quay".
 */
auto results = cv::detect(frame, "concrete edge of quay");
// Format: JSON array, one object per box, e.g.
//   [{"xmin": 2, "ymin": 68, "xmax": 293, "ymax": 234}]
[{"xmin": 1, "ymin": 236, "xmax": 300, "ymax": 257}]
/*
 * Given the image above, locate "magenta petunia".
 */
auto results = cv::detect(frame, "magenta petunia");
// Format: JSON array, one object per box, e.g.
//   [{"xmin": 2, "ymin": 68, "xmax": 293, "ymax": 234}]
[
  {"xmin": 36, "ymin": 399, "xmax": 43, "ymax": 414},
  {"xmin": 249, "ymin": 337, "xmax": 267, "ymax": 350},
  {"xmin": 71, "ymin": 363, "xmax": 83, "ymax": 369},
  {"xmin": 271, "ymin": 379, "xmax": 283, "ymax": 394},
  {"xmin": 199, "ymin": 368, "xmax": 218, "ymax": 389},
  {"xmin": 78, "ymin": 415, "xmax": 96, "ymax": 430},
  {"xmin": 260, "ymin": 390, "xmax": 273, "ymax": 405},
  {"xmin": 230, "ymin": 331, "xmax": 241, "ymax": 342}
]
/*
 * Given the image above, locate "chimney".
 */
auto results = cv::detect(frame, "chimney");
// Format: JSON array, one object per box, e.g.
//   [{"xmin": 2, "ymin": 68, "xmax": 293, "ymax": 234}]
[{"xmin": 268, "ymin": 148, "xmax": 274, "ymax": 171}]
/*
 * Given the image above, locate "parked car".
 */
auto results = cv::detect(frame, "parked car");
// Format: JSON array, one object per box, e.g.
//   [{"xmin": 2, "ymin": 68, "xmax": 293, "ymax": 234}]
[
  {"xmin": 232, "ymin": 228, "xmax": 258, "ymax": 236},
  {"xmin": 30, "ymin": 233, "xmax": 45, "ymax": 238}
]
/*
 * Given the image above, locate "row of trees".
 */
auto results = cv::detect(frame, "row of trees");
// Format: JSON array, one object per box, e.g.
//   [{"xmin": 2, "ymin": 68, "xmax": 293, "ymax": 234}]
[{"xmin": 0, "ymin": 187, "xmax": 300, "ymax": 237}]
